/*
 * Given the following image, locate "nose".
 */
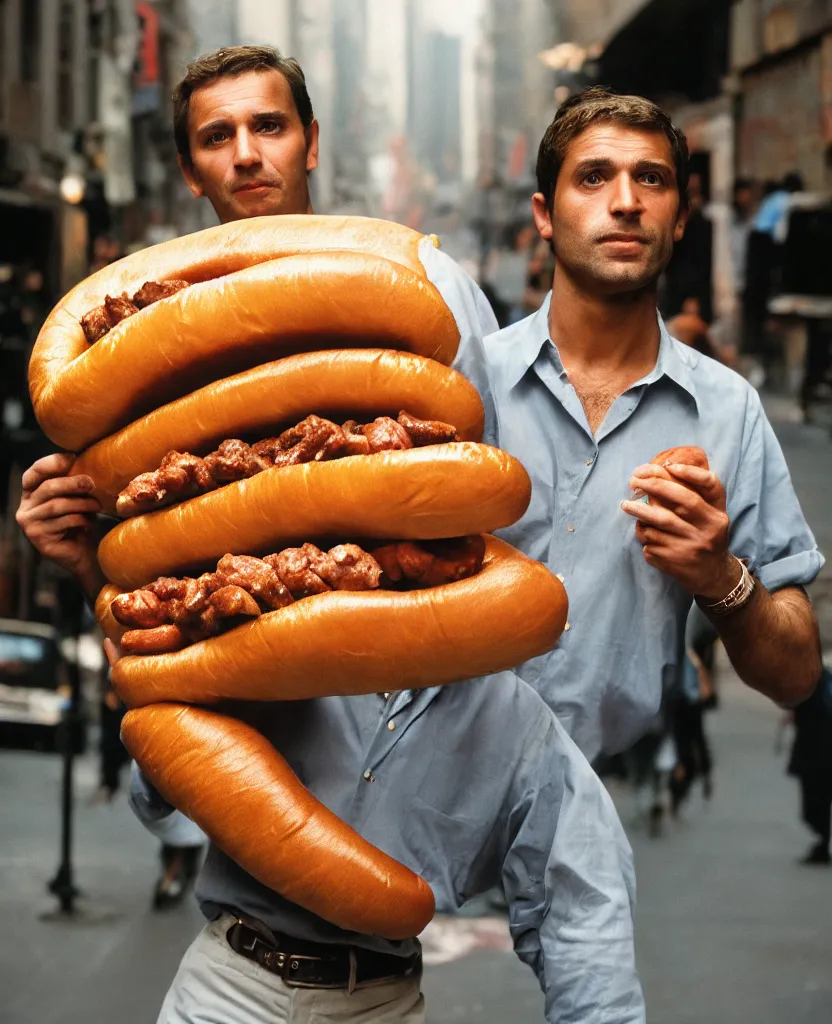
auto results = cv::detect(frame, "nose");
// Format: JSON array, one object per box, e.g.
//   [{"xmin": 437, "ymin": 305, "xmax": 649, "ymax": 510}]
[
  {"xmin": 609, "ymin": 172, "xmax": 643, "ymax": 218},
  {"xmin": 233, "ymin": 128, "xmax": 262, "ymax": 169}
]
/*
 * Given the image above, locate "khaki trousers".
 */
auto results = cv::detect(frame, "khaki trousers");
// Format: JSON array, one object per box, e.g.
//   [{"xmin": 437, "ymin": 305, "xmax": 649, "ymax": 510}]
[{"xmin": 157, "ymin": 915, "xmax": 425, "ymax": 1024}]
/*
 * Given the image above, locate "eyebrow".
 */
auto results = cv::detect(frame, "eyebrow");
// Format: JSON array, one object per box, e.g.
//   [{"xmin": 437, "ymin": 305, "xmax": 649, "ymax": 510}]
[
  {"xmin": 573, "ymin": 157, "xmax": 675, "ymax": 177},
  {"xmin": 196, "ymin": 110, "xmax": 288, "ymax": 136}
]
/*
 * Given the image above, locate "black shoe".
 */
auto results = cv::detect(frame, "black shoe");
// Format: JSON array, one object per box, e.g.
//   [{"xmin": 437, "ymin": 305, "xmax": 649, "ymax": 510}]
[{"xmin": 799, "ymin": 842, "xmax": 831, "ymax": 866}]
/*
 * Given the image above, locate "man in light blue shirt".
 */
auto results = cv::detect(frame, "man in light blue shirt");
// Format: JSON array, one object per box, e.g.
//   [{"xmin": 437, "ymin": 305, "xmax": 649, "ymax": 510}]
[{"xmin": 486, "ymin": 88, "xmax": 823, "ymax": 762}]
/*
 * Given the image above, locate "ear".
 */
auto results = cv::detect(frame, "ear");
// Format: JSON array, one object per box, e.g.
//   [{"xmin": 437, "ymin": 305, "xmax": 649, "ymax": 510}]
[
  {"xmin": 531, "ymin": 192, "xmax": 554, "ymax": 243},
  {"xmin": 305, "ymin": 119, "xmax": 320, "ymax": 173},
  {"xmin": 673, "ymin": 205, "xmax": 688, "ymax": 243},
  {"xmin": 178, "ymin": 155, "xmax": 204, "ymax": 198}
]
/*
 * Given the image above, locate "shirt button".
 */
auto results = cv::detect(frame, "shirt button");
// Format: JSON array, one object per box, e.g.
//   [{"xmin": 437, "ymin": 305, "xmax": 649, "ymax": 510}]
[
  {"xmin": 567, "ymin": 524, "xmax": 575, "ymax": 533},
  {"xmin": 387, "ymin": 720, "xmax": 396, "ymax": 731},
  {"xmin": 564, "ymin": 622, "xmax": 571, "ymax": 631},
  {"xmin": 556, "ymin": 573, "xmax": 565, "ymax": 583},
  {"xmin": 363, "ymin": 770, "xmax": 373, "ymax": 781}
]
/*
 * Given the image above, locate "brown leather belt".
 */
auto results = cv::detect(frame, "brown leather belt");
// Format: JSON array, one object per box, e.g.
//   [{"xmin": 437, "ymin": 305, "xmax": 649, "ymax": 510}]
[{"xmin": 226, "ymin": 920, "xmax": 421, "ymax": 991}]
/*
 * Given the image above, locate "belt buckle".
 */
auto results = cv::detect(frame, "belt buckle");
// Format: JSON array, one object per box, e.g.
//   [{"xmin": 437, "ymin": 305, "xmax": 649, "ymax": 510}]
[{"xmin": 279, "ymin": 951, "xmax": 338, "ymax": 989}]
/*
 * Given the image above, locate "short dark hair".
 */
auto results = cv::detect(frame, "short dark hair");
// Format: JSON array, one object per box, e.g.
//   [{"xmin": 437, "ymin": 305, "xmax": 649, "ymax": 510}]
[
  {"xmin": 536, "ymin": 87, "xmax": 690, "ymax": 211},
  {"xmin": 173, "ymin": 45, "xmax": 314, "ymax": 168}
]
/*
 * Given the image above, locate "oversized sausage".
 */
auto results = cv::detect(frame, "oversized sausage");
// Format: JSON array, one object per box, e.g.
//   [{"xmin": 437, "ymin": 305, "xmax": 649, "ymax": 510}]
[
  {"xmin": 31, "ymin": 252, "xmax": 459, "ymax": 450},
  {"xmin": 106, "ymin": 536, "xmax": 567, "ymax": 708},
  {"xmin": 121, "ymin": 704, "xmax": 435, "ymax": 940},
  {"xmin": 73, "ymin": 350, "xmax": 485, "ymax": 511},
  {"xmin": 97, "ymin": 445, "xmax": 531, "ymax": 590}
]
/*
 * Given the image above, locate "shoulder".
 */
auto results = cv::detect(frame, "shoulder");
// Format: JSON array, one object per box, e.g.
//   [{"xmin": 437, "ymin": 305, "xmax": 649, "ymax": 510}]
[
  {"xmin": 669, "ymin": 335, "xmax": 763, "ymax": 427},
  {"xmin": 418, "ymin": 239, "xmax": 497, "ymax": 332}
]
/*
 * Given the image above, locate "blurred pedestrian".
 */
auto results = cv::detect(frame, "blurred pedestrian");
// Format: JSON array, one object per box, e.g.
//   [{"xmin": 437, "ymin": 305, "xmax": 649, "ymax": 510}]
[
  {"xmin": 661, "ymin": 170, "xmax": 712, "ymax": 322},
  {"xmin": 486, "ymin": 86, "xmax": 823, "ymax": 769},
  {"xmin": 669, "ymin": 606, "xmax": 717, "ymax": 814},
  {"xmin": 665, "ymin": 297, "xmax": 720, "ymax": 361},
  {"xmin": 788, "ymin": 667, "xmax": 832, "ymax": 866}
]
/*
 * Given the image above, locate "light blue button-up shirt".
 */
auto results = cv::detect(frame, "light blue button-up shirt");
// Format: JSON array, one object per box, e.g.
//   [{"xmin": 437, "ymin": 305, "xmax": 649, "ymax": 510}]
[
  {"xmin": 132, "ymin": 676, "xmax": 645, "ymax": 1023},
  {"xmin": 487, "ymin": 293, "xmax": 824, "ymax": 760}
]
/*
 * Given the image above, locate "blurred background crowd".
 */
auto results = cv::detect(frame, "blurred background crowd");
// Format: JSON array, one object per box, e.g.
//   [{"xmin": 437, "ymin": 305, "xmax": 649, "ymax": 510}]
[{"xmin": 1, "ymin": 2, "xmax": 832, "ymax": 1023}]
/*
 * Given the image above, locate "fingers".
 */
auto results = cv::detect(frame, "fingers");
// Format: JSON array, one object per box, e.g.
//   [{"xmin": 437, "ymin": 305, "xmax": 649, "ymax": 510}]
[
  {"xmin": 665, "ymin": 464, "xmax": 724, "ymax": 505},
  {"xmin": 35, "ymin": 513, "xmax": 96, "ymax": 534},
  {"xmin": 629, "ymin": 464, "xmax": 670, "ymax": 483},
  {"xmin": 627, "ymin": 476, "xmax": 701, "ymax": 517},
  {"xmin": 20, "ymin": 472, "xmax": 97, "ymax": 508},
  {"xmin": 21, "ymin": 453, "xmax": 78, "ymax": 492},
  {"xmin": 22, "ymin": 496, "xmax": 101, "ymax": 523},
  {"xmin": 620, "ymin": 498, "xmax": 692, "ymax": 537}
]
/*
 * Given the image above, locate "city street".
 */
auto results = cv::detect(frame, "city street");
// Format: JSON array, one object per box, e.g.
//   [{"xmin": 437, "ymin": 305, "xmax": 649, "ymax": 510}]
[{"xmin": 1, "ymin": 405, "xmax": 831, "ymax": 1024}]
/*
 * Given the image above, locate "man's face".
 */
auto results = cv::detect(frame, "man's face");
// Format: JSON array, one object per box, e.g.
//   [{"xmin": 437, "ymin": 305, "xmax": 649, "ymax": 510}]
[
  {"xmin": 180, "ymin": 69, "xmax": 319, "ymax": 223},
  {"xmin": 531, "ymin": 123, "xmax": 686, "ymax": 297}
]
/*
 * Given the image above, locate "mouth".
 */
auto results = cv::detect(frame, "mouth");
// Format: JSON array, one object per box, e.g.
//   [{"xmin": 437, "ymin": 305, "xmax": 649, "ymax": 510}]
[
  {"xmin": 233, "ymin": 181, "xmax": 277, "ymax": 195},
  {"xmin": 598, "ymin": 233, "xmax": 649, "ymax": 246}
]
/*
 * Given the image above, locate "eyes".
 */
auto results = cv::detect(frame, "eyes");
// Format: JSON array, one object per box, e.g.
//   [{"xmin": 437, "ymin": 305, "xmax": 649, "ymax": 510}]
[
  {"xmin": 581, "ymin": 170, "xmax": 667, "ymax": 188},
  {"xmin": 201, "ymin": 120, "xmax": 283, "ymax": 148}
]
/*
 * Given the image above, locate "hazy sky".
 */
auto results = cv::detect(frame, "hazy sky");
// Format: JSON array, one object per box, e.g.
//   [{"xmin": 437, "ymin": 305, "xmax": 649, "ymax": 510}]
[{"xmin": 422, "ymin": 0, "xmax": 483, "ymax": 36}]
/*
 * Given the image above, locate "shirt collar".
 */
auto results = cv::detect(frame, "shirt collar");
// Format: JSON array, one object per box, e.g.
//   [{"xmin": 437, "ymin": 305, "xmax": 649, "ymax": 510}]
[{"xmin": 505, "ymin": 291, "xmax": 698, "ymax": 405}]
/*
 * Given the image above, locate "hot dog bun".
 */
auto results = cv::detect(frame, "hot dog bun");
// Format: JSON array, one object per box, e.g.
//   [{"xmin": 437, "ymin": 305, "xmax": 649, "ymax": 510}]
[
  {"xmin": 73, "ymin": 350, "xmax": 484, "ymax": 511},
  {"xmin": 42, "ymin": 215, "xmax": 431, "ymax": 338},
  {"xmin": 31, "ymin": 252, "xmax": 459, "ymax": 451},
  {"xmin": 98, "ymin": 444, "xmax": 530, "ymax": 590},
  {"xmin": 108, "ymin": 537, "xmax": 567, "ymax": 709},
  {"xmin": 121, "ymin": 704, "xmax": 435, "ymax": 940}
]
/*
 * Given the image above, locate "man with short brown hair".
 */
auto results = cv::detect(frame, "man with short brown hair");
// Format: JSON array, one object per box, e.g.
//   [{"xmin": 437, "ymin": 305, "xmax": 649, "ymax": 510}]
[{"xmin": 488, "ymin": 87, "xmax": 823, "ymax": 762}]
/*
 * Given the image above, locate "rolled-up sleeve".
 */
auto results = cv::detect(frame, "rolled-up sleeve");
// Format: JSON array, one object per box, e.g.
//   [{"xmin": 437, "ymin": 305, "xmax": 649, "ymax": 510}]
[
  {"xmin": 503, "ymin": 719, "xmax": 645, "ymax": 1023},
  {"xmin": 728, "ymin": 392, "xmax": 824, "ymax": 591},
  {"xmin": 128, "ymin": 762, "xmax": 206, "ymax": 846}
]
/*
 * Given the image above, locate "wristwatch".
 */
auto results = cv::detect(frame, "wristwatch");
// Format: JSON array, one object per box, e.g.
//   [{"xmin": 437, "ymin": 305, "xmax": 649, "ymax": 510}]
[{"xmin": 698, "ymin": 556, "xmax": 757, "ymax": 617}]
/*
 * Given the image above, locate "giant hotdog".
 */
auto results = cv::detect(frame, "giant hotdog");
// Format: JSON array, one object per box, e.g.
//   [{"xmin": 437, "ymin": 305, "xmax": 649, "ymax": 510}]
[{"xmin": 30, "ymin": 216, "xmax": 569, "ymax": 940}]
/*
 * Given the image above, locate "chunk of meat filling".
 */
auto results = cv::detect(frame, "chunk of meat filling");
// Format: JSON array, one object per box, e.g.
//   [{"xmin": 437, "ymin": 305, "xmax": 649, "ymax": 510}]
[
  {"xmin": 214, "ymin": 554, "xmax": 293, "ymax": 610},
  {"xmin": 116, "ymin": 451, "xmax": 215, "ymax": 517},
  {"xmin": 111, "ymin": 589, "xmax": 167, "ymax": 629},
  {"xmin": 396, "ymin": 410, "xmax": 460, "ymax": 446},
  {"xmin": 79, "ymin": 307, "xmax": 111, "ymax": 344},
  {"xmin": 109, "ymin": 540, "xmax": 485, "ymax": 654},
  {"xmin": 116, "ymin": 410, "xmax": 462, "ymax": 517},
  {"xmin": 199, "ymin": 585, "xmax": 262, "ymax": 634},
  {"xmin": 203, "ymin": 440, "xmax": 270, "ymax": 482},
  {"xmin": 362, "ymin": 417, "xmax": 413, "ymax": 453},
  {"xmin": 371, "ymin": 536, "xmax": 486, "ymax": 588},
  {"xmin": 132, "ymin": 279, "xmax": 190, "ymax": 309},
  {"xmin": 306, "ymin": 544, "xmax": 382, "ymax": 591},
  {"xmin": 81, "ymin": 280, "xmax": 190, "ymax": 344},
  {"xmin": 265, "ymin": 547, "xmax": 332, "ymax": 598}
]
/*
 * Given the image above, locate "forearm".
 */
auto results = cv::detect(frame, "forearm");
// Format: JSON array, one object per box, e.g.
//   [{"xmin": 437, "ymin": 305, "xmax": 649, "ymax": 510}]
[{"xmin": 700, "ymin": 584, "xmax": 822, "ymax": 705}]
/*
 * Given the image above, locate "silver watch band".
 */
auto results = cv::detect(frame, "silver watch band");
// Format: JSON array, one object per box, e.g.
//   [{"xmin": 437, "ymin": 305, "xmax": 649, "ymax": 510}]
[{"xmin": 699, "ymin": 557, "xmax": 757, "ymax": 617}]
